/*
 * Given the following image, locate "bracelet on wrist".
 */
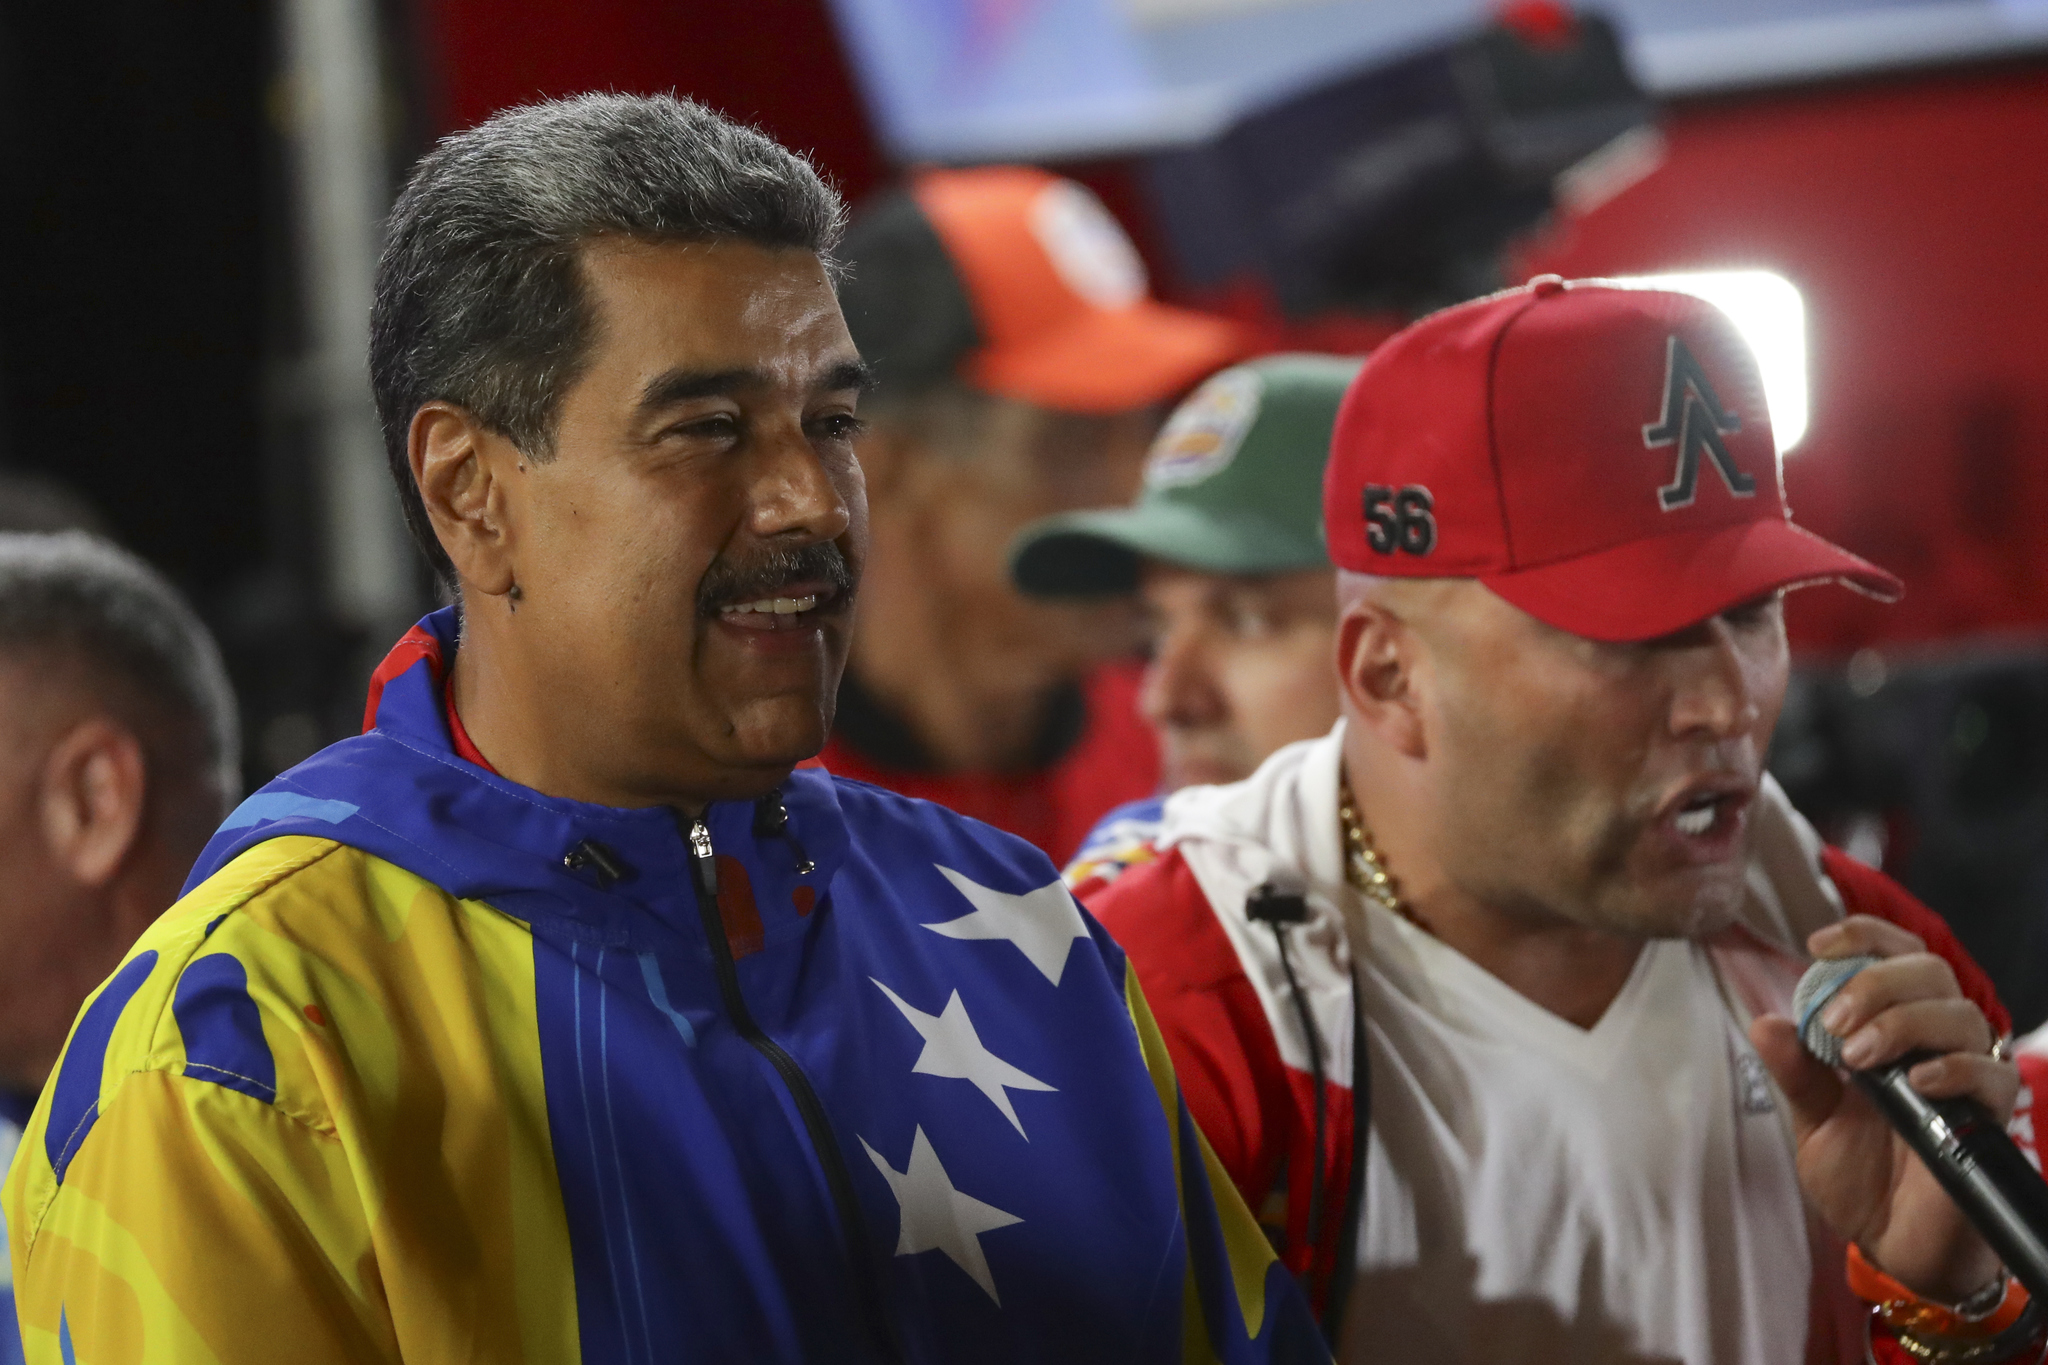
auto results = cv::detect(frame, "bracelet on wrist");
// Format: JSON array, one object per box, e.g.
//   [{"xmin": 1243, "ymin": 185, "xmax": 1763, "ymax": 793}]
[
  {"xmin": 1878, "ymin": 1301, "xmax": 2046, "ymax": 1364},
  {"xmin": 1848, "ymin": 1244, "xmax": 2047, "ymax": 1362}
]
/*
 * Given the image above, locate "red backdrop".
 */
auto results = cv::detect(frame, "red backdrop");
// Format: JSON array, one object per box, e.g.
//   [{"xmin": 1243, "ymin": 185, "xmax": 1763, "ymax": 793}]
[
  {"xmin": 421, "ymin": 0, "xmax": 888, "ymax": 203},
  {"xmin": 419, "ymin": 4, "xmax": 2048, "ymax": 656},
  {"xmin": 1517, "ymin": 64, "xmax": 2048, "ymax": 657}
]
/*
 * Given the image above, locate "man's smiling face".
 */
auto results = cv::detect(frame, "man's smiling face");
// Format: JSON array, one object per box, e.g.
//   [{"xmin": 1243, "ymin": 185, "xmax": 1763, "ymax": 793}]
[{"xmin": 495, "ymin": 236, "xmax": 869, "ymax": 803}]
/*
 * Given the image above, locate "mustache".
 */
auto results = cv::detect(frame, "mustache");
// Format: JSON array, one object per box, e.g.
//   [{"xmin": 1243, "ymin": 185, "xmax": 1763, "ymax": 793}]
[{"xmin": 695, "ymin": 541, "xmax": 854, "ymax": 617}]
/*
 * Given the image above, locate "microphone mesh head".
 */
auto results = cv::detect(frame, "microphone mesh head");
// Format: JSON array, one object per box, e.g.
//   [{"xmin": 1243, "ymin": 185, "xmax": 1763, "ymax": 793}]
[{"xmin": 1790, "ymin": 954, "xmax": 1881, "ymax": 1067}]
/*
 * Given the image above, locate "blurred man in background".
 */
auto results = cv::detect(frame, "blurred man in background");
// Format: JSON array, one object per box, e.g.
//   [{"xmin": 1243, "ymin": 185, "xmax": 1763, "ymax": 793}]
[
  {"xmin": 0, "ymin": 530, "xmax": 238, "ymax": 1363},
  {"xmin": 1010, "ymin": 354, "xmax": 1358, "ymax": 888},
  {"xmin": 1081, "ymin": 279, "xmax": 2048, "ymax": 1363},
  {"xmin": 825, "ymin": 167, "xmax": 1243, "ymax": 860}
]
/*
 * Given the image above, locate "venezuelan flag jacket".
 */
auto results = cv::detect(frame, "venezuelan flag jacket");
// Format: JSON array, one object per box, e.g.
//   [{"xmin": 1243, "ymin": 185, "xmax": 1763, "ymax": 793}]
[{"xmin": 4, "ymin": 609, "xmax": 1319, "ymax": 1365}]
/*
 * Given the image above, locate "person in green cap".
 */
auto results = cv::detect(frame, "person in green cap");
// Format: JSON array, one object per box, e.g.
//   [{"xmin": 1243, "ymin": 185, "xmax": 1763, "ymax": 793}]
[{"xmin": 1010, "ymin": 353, "xmax": 1360, "ymax": 888}]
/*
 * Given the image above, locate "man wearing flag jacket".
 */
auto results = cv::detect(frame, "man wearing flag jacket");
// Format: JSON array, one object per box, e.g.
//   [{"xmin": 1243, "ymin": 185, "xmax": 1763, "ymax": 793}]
[
  {"xmin": 1081, "ymin": 277, "xmax": 2048, "ymax": 1364},
  {"xmin": 1, "ymin": 94, "xmax": 1318, "ymax": 1364}
]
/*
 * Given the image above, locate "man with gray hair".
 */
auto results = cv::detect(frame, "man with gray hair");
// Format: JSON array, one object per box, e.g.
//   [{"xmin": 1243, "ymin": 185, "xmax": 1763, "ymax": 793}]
[
  {"xmin": 5, "ymin": 95, "xmax": 1319, "ymax": 1364},
  {"xmin": 0, "ymin": 531, "xmax": 237, "ymax": 1364}
]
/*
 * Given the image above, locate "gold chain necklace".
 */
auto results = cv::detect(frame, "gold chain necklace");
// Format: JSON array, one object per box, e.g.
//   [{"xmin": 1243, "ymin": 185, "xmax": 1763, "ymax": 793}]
[{"xmin": 1338, "ymin": 777, "xmax": 1408, "ymax": 921}]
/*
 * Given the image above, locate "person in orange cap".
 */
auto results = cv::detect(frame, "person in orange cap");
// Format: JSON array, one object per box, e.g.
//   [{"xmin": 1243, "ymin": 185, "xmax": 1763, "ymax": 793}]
[{"xmin": 823, "ymin": 166, "xmax": 1244, "ymax": 861}]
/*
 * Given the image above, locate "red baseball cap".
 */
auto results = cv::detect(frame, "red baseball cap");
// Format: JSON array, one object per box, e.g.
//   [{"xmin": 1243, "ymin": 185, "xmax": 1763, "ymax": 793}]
[
  {"xmin": 906, "ymin": 167, "xmax": 1244, "ymax": 413},
  {"xmin": 1322, "ymin": 275, "xmax": 1901, "ymax": 642}
]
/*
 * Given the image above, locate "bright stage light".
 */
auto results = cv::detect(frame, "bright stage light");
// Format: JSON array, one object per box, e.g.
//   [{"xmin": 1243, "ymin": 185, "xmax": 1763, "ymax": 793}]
[{"xmin": 1608, "ymin": 270, "xmax": 1809, "ymax": 454}]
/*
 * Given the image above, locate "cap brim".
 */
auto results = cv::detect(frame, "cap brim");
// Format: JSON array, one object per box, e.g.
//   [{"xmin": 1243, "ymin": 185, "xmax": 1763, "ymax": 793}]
[
  {"xmin": 1012, "ymin": 503, "xmax": 1327, "ymax": 598},
  {"xmin": 965, "ymin": 301, "xmax": 1246, "ymax": 414},
  {"xmin": 1480, "ymin": 518, "xmax": 1904, "ymax": 643}
]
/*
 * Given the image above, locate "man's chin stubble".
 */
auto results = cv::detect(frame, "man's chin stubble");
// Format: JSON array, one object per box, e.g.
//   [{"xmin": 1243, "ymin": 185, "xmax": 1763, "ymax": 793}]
[{"xmin": 1586, "ymin": 876, "xmax": 1747, "ymax": 941}]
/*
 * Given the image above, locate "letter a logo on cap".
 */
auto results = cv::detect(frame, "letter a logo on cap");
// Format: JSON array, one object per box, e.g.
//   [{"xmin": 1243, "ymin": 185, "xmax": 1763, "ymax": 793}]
[{"xmin": 1641, "ymin": 335, "xmax": 1756, "ymax": 511}]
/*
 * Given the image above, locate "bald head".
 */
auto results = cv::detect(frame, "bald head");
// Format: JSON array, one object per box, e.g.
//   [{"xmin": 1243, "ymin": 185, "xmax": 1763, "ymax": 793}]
[
  {"xmin": 1336, "ymin": 570, "xmax": 1464, "ymax": 628},
  {"xmin": 1333, "ymin": 570, "xmax": 1483, "ymax": 766}
]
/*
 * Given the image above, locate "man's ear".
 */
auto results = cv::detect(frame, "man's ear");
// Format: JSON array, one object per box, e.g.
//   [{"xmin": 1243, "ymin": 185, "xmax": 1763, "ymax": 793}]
[
  {"xmin": 411, "ymin": 401, "xmax": 517, "ymax": 598},
  {"xmin": 1336, "ymin": 597, "xmax": 1428, "ymax": 760},
  {"xmin": 37, "ymin": 718, "xmax": 147, "ymax": 889}
]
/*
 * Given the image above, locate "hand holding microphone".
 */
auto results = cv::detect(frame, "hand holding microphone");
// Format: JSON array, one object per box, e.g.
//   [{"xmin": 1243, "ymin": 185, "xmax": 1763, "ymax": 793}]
[
  {"xmin": 1792, "ymin": 949, "xmax": 2048, "ymax": 1305},
  {"xmin": 1748, "ymin": 914, "xmax": 2026, "ymax": 1307}
]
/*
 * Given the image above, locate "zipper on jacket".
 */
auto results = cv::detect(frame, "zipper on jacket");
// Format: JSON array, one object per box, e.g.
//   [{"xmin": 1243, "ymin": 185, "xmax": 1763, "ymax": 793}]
[
  {"xmin": 751, "ymin": 792, "xmax": 816, "ymax": 875},
  {"xmin": 685, "ymin": 814, "xmax": 899, "ymax": 1361}
]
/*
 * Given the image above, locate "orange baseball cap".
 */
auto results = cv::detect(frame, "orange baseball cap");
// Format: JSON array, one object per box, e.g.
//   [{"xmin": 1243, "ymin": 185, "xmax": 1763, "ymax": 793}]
[{"xmin": 839, "ymin": 166, "xmax": 1245, "ymax": 414}]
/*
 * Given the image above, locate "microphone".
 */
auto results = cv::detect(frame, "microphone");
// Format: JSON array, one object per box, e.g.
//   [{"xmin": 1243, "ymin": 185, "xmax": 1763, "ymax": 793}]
[{"xmin": 1793, "ymin": 954, "xmax": 2048, "ymax": 1303}]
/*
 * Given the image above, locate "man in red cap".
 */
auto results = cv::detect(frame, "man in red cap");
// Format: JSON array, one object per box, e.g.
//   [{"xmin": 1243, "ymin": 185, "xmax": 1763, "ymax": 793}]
[
  {"xmin": 821, "ymin": 167, "xmax": 1243, "ymax": 861},
  {"xmin": 1083, "ymin": 277, "xmax": 2048, "ymax": 1362}
]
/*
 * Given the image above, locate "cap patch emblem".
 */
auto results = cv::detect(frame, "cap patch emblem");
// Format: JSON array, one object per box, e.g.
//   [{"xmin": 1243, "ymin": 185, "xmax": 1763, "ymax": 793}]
[
  {"xmin": 1144, "ymin": 367, "xmax": 1263, "ymax": 489},
  {"xmin": 1642, "ymin": 335, "xmax": 1755, "ymax": 511},
  {"xmin": 1030, "ymin": 181, "xmax": 1147, "ymax": 310}
]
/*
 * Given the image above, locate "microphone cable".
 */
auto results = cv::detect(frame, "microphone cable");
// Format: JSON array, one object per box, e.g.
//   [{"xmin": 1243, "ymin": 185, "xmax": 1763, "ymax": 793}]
[{"xmin": 1246, "ymin": 882, "xmax": 1369, "ymax": 1344}]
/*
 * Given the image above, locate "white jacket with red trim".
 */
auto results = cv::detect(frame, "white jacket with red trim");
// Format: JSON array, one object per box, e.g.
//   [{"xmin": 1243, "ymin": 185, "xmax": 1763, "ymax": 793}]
[{"xmin": 1075, "ymin": 723, "xmax": 2048, "ymax": 1365}]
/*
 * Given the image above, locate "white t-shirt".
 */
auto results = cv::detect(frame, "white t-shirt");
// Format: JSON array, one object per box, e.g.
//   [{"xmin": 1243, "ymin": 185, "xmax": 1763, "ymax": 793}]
[{"xmin": 1339, "ymin": 901, "xmax": 1812, "ymax": 1365}]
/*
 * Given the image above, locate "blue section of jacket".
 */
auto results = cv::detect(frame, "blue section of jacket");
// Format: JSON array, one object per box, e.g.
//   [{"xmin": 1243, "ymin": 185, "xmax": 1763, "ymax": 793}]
[{"xmin": 186, "ymin": 609, "xmax": 1322, "ymax": 1365}]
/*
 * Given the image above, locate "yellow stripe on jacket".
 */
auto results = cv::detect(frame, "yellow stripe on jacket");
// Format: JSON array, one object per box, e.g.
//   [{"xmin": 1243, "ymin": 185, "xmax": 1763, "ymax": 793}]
[
  {"xmin": 4, "ymin": 836, "xmax": 580, "ymax": 1365},
  {"xmin": 1122, "ymin": 961, "xmax": 1279, "ymax": 1362}
]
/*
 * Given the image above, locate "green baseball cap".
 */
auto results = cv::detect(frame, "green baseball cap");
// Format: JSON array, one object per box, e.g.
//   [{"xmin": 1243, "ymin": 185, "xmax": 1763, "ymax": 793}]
[{"xmin": 1010, "ymin": 353, "xmax": 1362, "ymax": 597}]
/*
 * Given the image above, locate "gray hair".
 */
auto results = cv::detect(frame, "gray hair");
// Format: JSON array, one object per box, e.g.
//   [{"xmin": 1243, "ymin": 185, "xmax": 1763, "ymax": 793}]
[
  {"xmin": 0, "ymin": 532, "xmax": 240, "ymax": 813},
  {"xmin": 369, "ymin": 92, "xmax": 848, "ymax": 586}
]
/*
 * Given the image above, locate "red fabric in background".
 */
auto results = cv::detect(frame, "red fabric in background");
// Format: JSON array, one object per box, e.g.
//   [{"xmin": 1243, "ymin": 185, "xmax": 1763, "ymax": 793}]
[
  {"xmin": 418, "ymin": 0, "xmax": 886, "ymax": 204},
  {"xmin": 1515, "ymin": 66, "xmax": 2048, "ymax": 656},
  {"xmin": 419, "ymin": 5, "xmax": 2048, "ymax": 657},
  {"xmin": 810, "ymin": 663, "xmax": 1160, "ymax": 865}
]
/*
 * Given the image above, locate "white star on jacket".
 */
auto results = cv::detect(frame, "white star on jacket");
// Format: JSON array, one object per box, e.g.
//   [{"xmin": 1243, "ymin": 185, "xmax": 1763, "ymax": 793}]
[
  {"xmin": 861, "ymin": 1126, "xmax": 1023, "ymax": 1303},
  {"xmin": 872, "ymin": 979, "xmax": 1056, "ymax": 1137},
  {"xmin": 926, "ymin": 867, "xmax": 1091, "ymax": 986}
]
